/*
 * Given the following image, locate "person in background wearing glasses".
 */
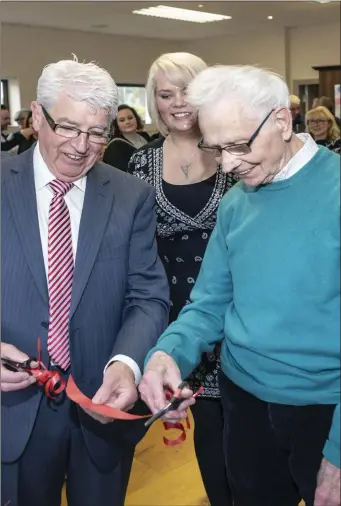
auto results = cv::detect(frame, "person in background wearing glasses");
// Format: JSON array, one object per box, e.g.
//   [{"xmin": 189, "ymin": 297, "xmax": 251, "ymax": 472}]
[
  {"xmin": 306, "ymin": 105, "xmax": 341, "ymax": 154},
  {"xmin": 139, "ymin": 65, "xmax": 340, "ymax": 506},
  {"xmin": 1, "ymin": 58, "xmax": 169, "ymax": 506},
  {"xmin": 128, "ymin": 52, "xmax": 236, "ymax": 506}
]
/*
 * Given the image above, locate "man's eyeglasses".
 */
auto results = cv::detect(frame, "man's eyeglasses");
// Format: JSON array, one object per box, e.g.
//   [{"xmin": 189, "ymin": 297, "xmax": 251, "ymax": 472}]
[
  {"xmin": 41, "ymin": 106, "xmax": 109, "ymax": 145},
  {"xmin": 198, "ymin": 109, "xmax": 274, "ymax": 157}
]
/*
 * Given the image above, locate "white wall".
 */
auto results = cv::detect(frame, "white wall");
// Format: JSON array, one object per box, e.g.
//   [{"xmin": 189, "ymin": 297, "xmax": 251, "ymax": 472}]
[
  {"xmin": 1, "ymin": 23, "xmax": 178, "ymax": 107},
  {"xmin": 288, "ymin": 23, "xmax": 341, "ymax": 85},
  {"xmin": 181, "ymin": 22, "xmax": 340, "ymax": 91},
  {"xmin": 1, "ymin": 21, "xmax": 340, "ymax": 108},
  {"xmin": 181, "ymin": 28, "xmax": 288, "ymax": 80}
]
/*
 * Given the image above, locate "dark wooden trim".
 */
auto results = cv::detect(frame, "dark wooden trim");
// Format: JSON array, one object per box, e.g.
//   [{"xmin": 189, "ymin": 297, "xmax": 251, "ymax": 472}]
[
  {"xmin": 312, "ymin": 65, "xmax": 341, "ymax": 72},
  {"xmin": 1, "ymin": 79, "xmax": 9, "ymax": 110}
]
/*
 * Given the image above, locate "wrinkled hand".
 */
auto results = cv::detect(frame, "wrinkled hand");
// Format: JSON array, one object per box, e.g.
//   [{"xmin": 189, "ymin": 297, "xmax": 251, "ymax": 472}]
[
  {"xmin": 139, "ymin": 351, "xmax": 195, "ymax": 423},
  {"xmin": 1, "ymin": 342, "xmax": 38, "ymax": 392},
  {"xmin": 82, "ymin": 362, "xmax": 138, "ymax": 424},
  {"xmin": 314, "ymin": 458, "xmax": 340, "ymax": 506}
]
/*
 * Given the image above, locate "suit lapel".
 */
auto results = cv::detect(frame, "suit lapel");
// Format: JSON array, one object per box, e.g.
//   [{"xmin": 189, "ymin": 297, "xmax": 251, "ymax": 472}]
[
  {"xmin": 5, "ymin": 150, "xmax": 49, "ymax": 307},
  {"xmin": 70, "ymin": 164, "xmax": 114, "ymax": 319}
]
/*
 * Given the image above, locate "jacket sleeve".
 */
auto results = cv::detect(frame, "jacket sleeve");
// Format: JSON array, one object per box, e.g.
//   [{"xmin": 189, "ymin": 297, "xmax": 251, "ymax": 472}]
[{"xmin": 109, "ymin": 186, "xmax": 170, "ymax": 370}]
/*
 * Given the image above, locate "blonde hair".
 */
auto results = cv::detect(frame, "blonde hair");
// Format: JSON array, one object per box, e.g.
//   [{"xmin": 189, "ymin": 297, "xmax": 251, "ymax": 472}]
[
  {"xmin": 146, "ymin": 52, "xmax": 207, "ymax": 137},
  {"xmin": 289, "ymin": 95, "xmax": 300, "ymax": 106},
  {"xmin": 306, "ymin": 106, "xmax": 340, "ymax": 141}
]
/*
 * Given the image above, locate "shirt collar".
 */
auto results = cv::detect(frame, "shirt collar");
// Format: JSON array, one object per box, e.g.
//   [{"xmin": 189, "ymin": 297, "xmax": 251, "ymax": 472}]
[
  {"xmin": 273, "ymin": 133, "xmax": 319, "ymax": 182},
  {"xmin": 33, "ymin": 142, "xmax": 87, "ymax": 192}
]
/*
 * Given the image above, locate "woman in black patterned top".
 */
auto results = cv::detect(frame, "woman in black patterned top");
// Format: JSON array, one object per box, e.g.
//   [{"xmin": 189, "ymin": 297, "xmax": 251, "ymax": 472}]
[{"xmin": 128, "ymin": 52, "xmax": 235, "ymax": 506}]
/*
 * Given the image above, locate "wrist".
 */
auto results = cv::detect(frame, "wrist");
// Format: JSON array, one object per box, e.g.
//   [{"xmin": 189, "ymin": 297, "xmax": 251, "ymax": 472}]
[{"xmin": 107, "ymin": 360, "xmax": 135, "ymax": 383}]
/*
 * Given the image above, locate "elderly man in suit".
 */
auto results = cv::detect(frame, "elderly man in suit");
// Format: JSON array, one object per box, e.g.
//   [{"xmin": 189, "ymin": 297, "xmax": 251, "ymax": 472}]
[{"xmin": 1, "ymin": 58, "xmax": 169, "ymax": 506}]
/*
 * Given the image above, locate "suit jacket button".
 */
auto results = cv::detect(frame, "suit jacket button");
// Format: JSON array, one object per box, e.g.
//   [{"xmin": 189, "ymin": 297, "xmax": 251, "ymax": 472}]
[{"xmin": 41, "ymin": 321, "xmax": 49, "ymax": 329}]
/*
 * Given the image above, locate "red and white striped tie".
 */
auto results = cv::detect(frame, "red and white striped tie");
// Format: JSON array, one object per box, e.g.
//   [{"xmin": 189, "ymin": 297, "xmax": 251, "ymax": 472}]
[{"xmin": 47, "ymin": 179, "xmax": 74, "ymax": 370}]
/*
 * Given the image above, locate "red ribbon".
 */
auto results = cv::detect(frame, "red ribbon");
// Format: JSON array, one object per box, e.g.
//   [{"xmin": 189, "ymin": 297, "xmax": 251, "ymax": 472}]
[
  {"xmin": 29, "ymin": 364, "xmax": 66, "ymax": 399},
  {"xmin": 26, "ymin": 338, "xmax": 66, "ymax": 399},
  {"xmin": 66, "ymin": 375, "xmax": 203, "ymax": 447},
  {"xmin": 30, "ymin": 339, "xmax": 202, "ymax": 447}
]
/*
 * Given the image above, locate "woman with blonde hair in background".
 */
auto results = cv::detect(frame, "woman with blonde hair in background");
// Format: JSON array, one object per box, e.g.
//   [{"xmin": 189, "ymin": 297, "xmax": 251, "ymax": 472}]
[
  {"xmin": 306, "ymin": 106, "xmax": 341, "ymax": 154},
  {"xmin": 128, "ymin": 52, "xmax": 235, "ymax": 506}
]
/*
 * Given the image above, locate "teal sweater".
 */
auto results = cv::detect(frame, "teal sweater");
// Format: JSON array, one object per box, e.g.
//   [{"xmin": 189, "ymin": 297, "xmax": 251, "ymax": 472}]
[{"xmin": 146, "ymin": 147, "xmax": 340, "ymax": 467}]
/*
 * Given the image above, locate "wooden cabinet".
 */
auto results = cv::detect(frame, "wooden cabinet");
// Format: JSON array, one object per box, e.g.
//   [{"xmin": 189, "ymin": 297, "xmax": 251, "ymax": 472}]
[{"xmin": 312, "ymin": 65, "xmax": 341, "ymax": 101}]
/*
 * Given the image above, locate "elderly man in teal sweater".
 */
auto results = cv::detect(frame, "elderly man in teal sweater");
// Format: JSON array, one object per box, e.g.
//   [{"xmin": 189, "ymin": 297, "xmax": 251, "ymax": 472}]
[{"xmin": 139, "ymin": 65, "xmax": 340, "ymax": 506}]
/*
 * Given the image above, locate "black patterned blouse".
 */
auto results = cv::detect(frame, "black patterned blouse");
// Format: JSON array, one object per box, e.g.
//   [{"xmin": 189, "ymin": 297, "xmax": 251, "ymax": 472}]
[{"xmin": 128, "ymin": 138, "xmax": 235, "ymax": 398}]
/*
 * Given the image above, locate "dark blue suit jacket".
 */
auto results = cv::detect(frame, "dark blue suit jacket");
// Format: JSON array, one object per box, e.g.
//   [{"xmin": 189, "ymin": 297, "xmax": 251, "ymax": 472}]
[{"xmin": 1, "ymin": 148, "xmax": 169, "ymax": 470}]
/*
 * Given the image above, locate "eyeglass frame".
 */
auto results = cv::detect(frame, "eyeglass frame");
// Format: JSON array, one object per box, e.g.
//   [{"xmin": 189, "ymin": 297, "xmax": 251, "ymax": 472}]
[
  {"xmin": 307, "ymin": 119, "xmax": 329, "ymax": 125},
  {"xmin": 40, "ymin": 105, "xmax": 110, "ymax": 144},
  {"xmin": 198, "ymin": 108, "xmax": 275, "ymax": 157}
]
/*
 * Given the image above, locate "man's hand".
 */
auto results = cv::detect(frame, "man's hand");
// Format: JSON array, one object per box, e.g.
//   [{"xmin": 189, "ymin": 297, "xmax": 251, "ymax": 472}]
[
  {"xmin": 1, "ymin": 343, "xmax": 37, "ymax": 392},
  {"xmin": 82, "ymin": 362, "xmax": 138, "ymax": 424},
  {"xmin": 314, "ymin": 457, "xmax": 340, "ymax": 506},
  {"xmin": 139, "ymin": 351, "xmax": 195, "ymax": 423}
]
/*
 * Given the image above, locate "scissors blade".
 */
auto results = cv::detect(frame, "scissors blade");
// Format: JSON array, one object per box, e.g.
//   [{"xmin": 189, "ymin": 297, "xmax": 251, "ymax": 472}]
[{"xmin": 144, "ymin": 402, "xmax": 173, "ymax": 428}]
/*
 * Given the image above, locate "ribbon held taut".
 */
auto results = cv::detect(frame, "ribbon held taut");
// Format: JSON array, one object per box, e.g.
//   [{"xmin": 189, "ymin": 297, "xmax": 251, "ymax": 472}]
[
  {"xmin": 1, "ymin": 337, "xmax": 202, "ymax": 447},
  {"xmin": 66, "ymin": 375, "xmax": 203, "ymax": 446}
]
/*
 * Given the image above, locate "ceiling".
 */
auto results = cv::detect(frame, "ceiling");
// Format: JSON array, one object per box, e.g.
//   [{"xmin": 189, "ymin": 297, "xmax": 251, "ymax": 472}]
[{"xmin": 1, "ymin": 1, "xmax": 340, "ymax": 41}]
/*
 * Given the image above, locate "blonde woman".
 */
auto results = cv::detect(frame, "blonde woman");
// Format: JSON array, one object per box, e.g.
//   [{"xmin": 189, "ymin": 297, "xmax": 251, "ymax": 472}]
[
  {"xmin": 128, "ymin": 53, "xmax": 234, "ymax": 506},
  {"xmin": 306, "ymin": 106, "xmax": 341, "ymax": 154}
]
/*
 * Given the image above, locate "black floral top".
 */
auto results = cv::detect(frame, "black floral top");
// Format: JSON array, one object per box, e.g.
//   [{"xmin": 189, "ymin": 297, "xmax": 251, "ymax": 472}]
[
  {"xmin": 128, "ymin": 138, "xmax": 235, "ymax": 398},
  {"xmin": 316, "ymin": 138, "xmax": 341, "ymax": 155}
]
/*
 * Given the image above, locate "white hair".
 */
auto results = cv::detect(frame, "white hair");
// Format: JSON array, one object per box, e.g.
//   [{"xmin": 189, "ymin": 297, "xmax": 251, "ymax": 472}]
[
  {"xmin": 37, "ymin": 55, "xmax": 118, "ymax": 120},
  {"xmin": 187, "ymin": 65, "xmax": 290, "ymax": 120},
  {"xmin": 146, "ymin": 52, "xmax": 207, "ymax": 137}
]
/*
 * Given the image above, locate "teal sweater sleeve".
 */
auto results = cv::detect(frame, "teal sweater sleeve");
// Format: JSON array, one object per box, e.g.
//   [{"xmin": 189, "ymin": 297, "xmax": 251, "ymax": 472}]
[
  {"xmin": 144, "ymin": 196, "xmax": 234, "ymax": 377},
  {"xmin": 324, "ymin": 405, "xmax": 340, "ymax": 467}
]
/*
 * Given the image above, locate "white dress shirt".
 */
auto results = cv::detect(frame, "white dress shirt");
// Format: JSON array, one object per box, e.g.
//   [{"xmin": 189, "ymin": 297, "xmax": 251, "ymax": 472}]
[
  {"xmin": 33, "ymin": 143, "xmax": 141, "ymax": 384},
  {"xmin": 273, "ymin": 133, "xmax": 319, "ymax": 182}
]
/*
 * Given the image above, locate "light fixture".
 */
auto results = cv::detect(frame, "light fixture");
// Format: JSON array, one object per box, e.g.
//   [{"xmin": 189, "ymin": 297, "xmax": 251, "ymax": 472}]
[
  {"xmin": 198, "ymin": 4, "xmax": 204, "ymax": 7},
  {"xmin": 133, "ymin": 5, "xmax": 231, "ymax": 23},
  {"xmin": 267, "ymin": 15, "xmax": 273, "ymax": 19}
]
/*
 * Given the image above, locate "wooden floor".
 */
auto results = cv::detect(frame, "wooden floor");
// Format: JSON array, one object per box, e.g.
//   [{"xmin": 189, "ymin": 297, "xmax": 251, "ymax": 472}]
[
  {"xmin": 62, "ymin": 409, "xmax": 208, "ymax": 506},
  {"xmin": 61, "ymin": 409, "xmax": 305, "ymax": 506}
]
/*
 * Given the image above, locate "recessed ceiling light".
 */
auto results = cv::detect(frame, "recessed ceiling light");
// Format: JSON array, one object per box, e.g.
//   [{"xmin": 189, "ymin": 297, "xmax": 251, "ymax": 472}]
[
  {"xmin": 133, "ymin": 5, "xmax": 231, "ymax": 23},
  {"xmin": 198, "ymin": 4, "xmax": 204, "ymax": 7},
  {"xmin": 267, "ymin": 15, "xmax": 273, "ymax": 19}
]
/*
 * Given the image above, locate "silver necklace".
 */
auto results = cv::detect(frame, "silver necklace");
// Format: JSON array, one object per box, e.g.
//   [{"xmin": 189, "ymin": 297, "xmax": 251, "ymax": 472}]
[
  {"xmin": 167, "ymin": 136, "xmax": 198, "ymax": 178},
  {"xmin": 181, "ymin": 162, "xmax": 192, "ymax": 178}
]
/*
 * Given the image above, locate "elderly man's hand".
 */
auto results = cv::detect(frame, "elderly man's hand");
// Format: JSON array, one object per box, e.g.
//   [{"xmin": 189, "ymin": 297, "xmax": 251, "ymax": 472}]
[
  {"xmin": 82, "ymin": 362, "xmax": 138, "ymax": 424},
  {"xmin": 139, "ymin": 351, "xmax": 195, "ymax": 422},
  {"xmin": 314, "ymin": 458, "xmax": 340, "ymax": 506}
]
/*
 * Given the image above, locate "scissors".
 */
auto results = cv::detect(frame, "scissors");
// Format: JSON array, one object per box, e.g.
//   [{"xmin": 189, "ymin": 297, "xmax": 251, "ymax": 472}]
[
  {"xmin": 145, "ymin": 380, "xmax": 192, "ymax": 428},
  {"xmin": 1, "ymin": 357, "xmax": 37, "ymax": 372},
  {"xmin": 1, "ymin": 356, "xmax": 65, "ymax": 399}
]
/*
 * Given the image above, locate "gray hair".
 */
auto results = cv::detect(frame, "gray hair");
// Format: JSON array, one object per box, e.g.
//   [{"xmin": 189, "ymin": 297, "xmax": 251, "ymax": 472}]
[
  {"xmin": 37, "ymin": 56, "xmax": 118, "ymax": 120},
  {"xmin": 146, "ymin": 52, "xmax": 207, "ymax": 137},
  {"xmin": 187, "ymin": 65, "xmax": 290, "ymax": 120}
]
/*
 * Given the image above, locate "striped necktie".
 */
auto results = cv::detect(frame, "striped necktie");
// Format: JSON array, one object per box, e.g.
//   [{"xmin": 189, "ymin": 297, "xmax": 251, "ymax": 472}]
[{"xmin": 47, "ymin": 179, "xmax": 74, "ymax": 370}]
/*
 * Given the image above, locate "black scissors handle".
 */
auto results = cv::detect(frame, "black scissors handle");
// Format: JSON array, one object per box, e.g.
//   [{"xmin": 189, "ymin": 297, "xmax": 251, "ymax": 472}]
[
  {"xmin": 1, "ymin": 357, "xmax": 36, "ymax": 372},
  {"xmin": 144, "ymin": 381, "xmax": 189, "ymax": 428}
]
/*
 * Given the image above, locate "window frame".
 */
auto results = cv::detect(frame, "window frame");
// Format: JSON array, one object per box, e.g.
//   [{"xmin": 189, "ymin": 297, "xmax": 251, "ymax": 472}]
[{"xmin": 117, "ymin": 83, "xmax": 151, "ymax": 124}]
